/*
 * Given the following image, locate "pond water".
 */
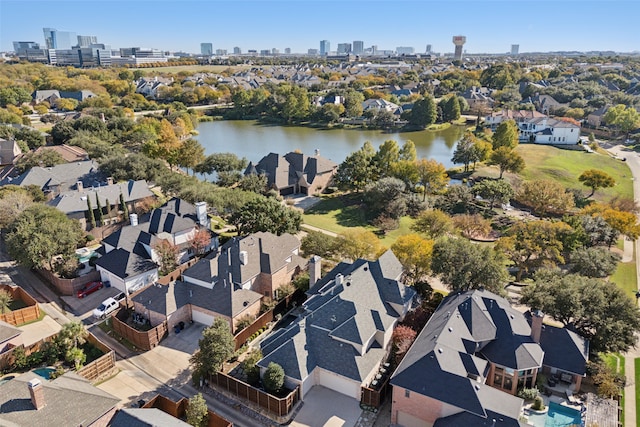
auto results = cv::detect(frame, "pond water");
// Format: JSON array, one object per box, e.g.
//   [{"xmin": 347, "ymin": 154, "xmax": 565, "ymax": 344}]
[{"xmin": 194, "ymin": 120, "xmax": 466, "ymax": 167}]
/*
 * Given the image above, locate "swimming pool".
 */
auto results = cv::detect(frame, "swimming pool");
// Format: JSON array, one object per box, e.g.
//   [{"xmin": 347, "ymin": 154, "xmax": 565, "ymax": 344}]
[
  {"xmin": 527, "ymin": 402, "xmax": 583, "ymax": 427},
  {"xmin": 32, "ymin": 367, "xmax": 56, "ymax": 380}
]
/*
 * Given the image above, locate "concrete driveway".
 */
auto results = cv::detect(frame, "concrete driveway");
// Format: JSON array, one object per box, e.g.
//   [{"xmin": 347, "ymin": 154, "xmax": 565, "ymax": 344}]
[{"xmin": 291, "ymin": 386, "xmax": 361, "ymax": 427}]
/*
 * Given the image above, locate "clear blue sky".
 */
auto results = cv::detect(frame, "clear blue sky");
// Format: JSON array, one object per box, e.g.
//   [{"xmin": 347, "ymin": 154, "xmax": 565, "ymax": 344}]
[{"xmin": 1, "ymin": 0, "xmax": 638, "ymax": 54}]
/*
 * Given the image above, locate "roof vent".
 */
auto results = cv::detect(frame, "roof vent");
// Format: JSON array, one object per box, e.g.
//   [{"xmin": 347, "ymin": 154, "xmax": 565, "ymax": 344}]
[
  {"xmin": 448, "ymin": 327, "xmax": 453, "ymax": 332},
  {"xmin": 437, "ymin": 348, "xmax": 443, "ymax": 353},
  {"xmin": 475, "ymin": 384, "xmax": 480, "ymax": 391}
]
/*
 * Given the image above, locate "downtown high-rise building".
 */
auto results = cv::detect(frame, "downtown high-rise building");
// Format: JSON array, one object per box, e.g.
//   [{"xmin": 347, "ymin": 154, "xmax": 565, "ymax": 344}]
[
  {"xmin": 77, "ymin": 35, "xmax": 98, "ymax": 47},
  {"xmin": 201, "ymin": 42, "xmax": 213, "ymax": 56},
  {"xmin": 233, "ymin": 46, "xmax": 242, "ymax": 54},
  {"xmin": 511, "ymin": 44, "xmax": 519, "ymax": 55},
  {"xmin": 396, "ymin": 46, "xmax": 415, "ymax": 55},
  {"xmin": 353, "ymin": 40, "xmax": 364, "ymax": 55},
  {"xmin": 320, "ymin": 40, "xmax": 330, "ymax": 55},
  {"xmin": 426, "ymin": 44, "xmax": 432, "ymax": 54},
  {"xmin": 337, "ymin": 43, "xmax": 351, "ymax": 54},
  {"xmin": 43, "ymin": 27, "xmax": 77, "ymax": 49},
  {"xmin": 284, "ymin": 47, "xmax": 291, "ymax": 54}
]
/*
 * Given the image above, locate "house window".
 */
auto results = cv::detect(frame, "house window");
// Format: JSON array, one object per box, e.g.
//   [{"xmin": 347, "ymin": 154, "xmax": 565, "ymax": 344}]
[{"xmin": 405, "ymin": 389, "xmax": 410, "ymax": 398}]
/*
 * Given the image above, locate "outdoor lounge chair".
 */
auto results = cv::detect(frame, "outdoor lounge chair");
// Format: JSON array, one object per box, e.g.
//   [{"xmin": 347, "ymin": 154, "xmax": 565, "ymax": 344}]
[{"xmin": 566, "ymin": 390, "xmax": 580, "ymax": 404}]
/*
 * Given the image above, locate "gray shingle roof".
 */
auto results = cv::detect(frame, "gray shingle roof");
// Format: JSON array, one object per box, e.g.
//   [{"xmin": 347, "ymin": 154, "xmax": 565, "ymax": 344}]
[
  {"xmin": 0, "ymin": 371, "xmax": 119, "ymax": 426},
  {"xmin": 244, "ymin": 152, "xmax": 337, "ymax": 192},
  {"xmin": 538, "ymin": 322, "xmax": 589, "ymax": 375},
  {"xmin": 257, "ymin": 250, "xmax": 415, "ymax": 383},
  {"xmin": 0, "ymin": 160, "xmax": 102, "ymax": 192},
  {"xmin": 94, "ymin": 245, "xmax": 157, "ymax": 279},
  {"xmin": 0, "ymin": 320, "xmax": 21, "ymax": 344},
  {"xmin": 111, "ymin": 408, "xmax": 192, "ymax": 427},
  {"xmin": 48, "ymin": 180, "xmax": 153, "ymax": 214}
]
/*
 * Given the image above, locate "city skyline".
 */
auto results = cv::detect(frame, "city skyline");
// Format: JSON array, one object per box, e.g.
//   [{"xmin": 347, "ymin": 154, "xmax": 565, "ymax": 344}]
[{"xmin": 1, "ymin": 0, "xmax": 639, "ymax": 54}]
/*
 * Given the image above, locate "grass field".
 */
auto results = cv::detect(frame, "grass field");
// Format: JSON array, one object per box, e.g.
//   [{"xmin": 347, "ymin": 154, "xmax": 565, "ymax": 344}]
[
  {"xmin": 611, "ymin": 243, "xmax": 637, "ymax": 299},
  {"xmin": 132, "ymin": 64, "xmax": 251, "ymax": 74}
]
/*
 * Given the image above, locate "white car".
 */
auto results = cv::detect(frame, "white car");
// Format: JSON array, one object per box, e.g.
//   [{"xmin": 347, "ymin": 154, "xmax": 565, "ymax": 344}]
[{"xmin": 93, "ymin": 297, "xmax": 119, "ymax": 319}]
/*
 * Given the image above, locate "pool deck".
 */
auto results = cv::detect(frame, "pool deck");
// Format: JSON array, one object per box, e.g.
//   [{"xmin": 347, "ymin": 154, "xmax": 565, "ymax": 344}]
[{"xmin": 584, "ymin": 393, "xmax": 619, "ymax": 427}]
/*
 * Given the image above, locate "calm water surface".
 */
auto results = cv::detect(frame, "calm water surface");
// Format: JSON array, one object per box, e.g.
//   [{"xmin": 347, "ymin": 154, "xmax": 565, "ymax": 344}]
[{"xmin": 195, "ymin": 120, "xmax": 465, "ymax": 167}]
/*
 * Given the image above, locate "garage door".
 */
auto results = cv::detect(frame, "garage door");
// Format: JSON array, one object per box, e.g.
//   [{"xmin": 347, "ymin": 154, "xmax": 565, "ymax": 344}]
[
  {"xmin": 397, "ymin": 411, "xmax": 428, "ymax": 427},
  {"xmin": 317, "ymin": 369, "xmax": 360, "ymax": 399},
  {"xmin": 191, "ymin": 309, "xmax": 214, "ymax": 326}
]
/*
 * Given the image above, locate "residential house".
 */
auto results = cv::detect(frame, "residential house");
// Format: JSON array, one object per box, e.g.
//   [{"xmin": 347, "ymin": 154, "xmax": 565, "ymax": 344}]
[
  {"xmin": 94, "ymin": 198, "xmax": 215, "ymax": 295},
  {"xmin": 257, "ymin": 251, "xmax": 416, "ymax": 400},
  {"xmin": 389, "ymin": 289, "xmax": 588, "ymax": 427},
  {"xmin": 131, "ymin": 232, "xmax": 303, "ymax": 331},
  {"xmin": 0, "ymin": 371, "xmax": 119, "ymax": 426},
  {"xmin": 520, "ymin": 94, "xmax": 566, "ymax": 115},
  {"xmin": 587, "ymin": 106, "xmax": 609, "ymax": 128},
  {"xmin": 31, "ymin": 89, "xmax": 96, "ymax": 104},
  {"xmin": 0, "ymin": 160, "xmax": 102, "ymax": 199},
  {"xmin": 244, "ymin": 151, "xmax": 337, "ymax": 196},
  {"xmin": 135, "ymin": 77, "xmax": 174, "ymax": 99},
  {"xmin": 48, "ymin": 179, "xmax": 154, "ymax": 229},
  {"xmin": 460, "ymin": 86, "xmax": 495, "ymax": 112},
  {"xmin": 0, "ymin": 137, "xmax": 21, "ymax": 166},
  {"xmin": 33, "ymin": 144, "xmax": 89, "ymax": 162},
  {"xmin": 486, "ymin": 109, "xmax": 580, "ymax": 145},
  {"xmin": 0, "ymin": 320, "xmax": 22, "ymax": 355},
  {"xmin": 362, "ymin": 98, "xmax": 401, "ymax": 114}
]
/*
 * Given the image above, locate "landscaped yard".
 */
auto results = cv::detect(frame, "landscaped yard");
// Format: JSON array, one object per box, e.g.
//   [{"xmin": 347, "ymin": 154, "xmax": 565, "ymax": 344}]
[
  {"xmin": 610, "ymin": 243, "xmax": 637, "ymax": 299},
  {"xmin": 602, "ymin": 352, "xmax": 625, "ymax": 426}
]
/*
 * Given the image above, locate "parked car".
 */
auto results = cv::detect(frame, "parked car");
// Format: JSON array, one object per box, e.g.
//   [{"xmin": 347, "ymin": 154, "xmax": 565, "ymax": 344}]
[
  {"xmin": 93, "ymin": 297, "xmax": 119, "ymax": 318},
  {"xmin": 113, "ymin": 292, "xmax": 126, "ymax": 302},
  {"xmin": 77, "ymin": 281, "xmax": 103, "ymax": 298}
]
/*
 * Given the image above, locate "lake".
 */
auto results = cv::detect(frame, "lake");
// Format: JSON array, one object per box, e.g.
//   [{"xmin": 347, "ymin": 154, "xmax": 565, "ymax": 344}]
[{"xmin": 194, "ymin": 120, "xmax": 466, "ymax": 167}]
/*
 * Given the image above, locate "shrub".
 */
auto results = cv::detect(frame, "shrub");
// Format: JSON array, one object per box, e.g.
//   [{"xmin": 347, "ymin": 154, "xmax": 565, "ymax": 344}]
[
  {"xmin": 518, "ymin": 388, "xmax": 539, "ymax": 400},
  {"xmin": 242, "ymin": 349, "xmax": 263, "ymax": 386},
  {"xmin": 262, "ymin": 362, "xmax": 285, "ymax": 394},
  {"xmin": 11, "ymin": 347, "xmax": 28, "ymax": 371},
  {"xmin": 532, "ymin": 396, "xmax": 545, "ymax": 411}
]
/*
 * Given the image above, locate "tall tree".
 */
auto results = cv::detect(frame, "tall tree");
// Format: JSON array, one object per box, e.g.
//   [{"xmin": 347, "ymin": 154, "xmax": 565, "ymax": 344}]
[
  {"xmin": 578, "ymin": 169, "xmax": 615, "ymax": 198},
  {"xmin": 472, "ymin": 179, "xmax": 514, "ymax": 210},
  {"xmin": 335, "ymin": 229, "xmax": 385, "ymax": 261},
  {"xmin": 95, "ymin": 194, "xmax": 103, "ymax": 226},
  {"xmin": 0, "ymin": 289, "xmax": 13, "ymax": 314},
  {"xmin": 415, "ymin": 159, "xmax": 448, "ymax": 201},
  {"xmin": 190, "ymin": 318, "xmax": 235, "ymax": 381},
  {"xmin": 603, "ymin": 104, "xmax": 640, "ymax": 138},
  {"xmin": 190, "ymin": 229, "xmax": 212, "ymax": 256},
  {"xmin": 491, "ymin": 120, "xmax": 520, "ymax": 150},
  {"xmin": 263, "ymin": 362, "xmax": 285, "ymax": 394},
  {"xmin": 119, "ymin": 192, "xmax": 130, "ymax": 222},
  {"xmin": 489, "ymin": 146, "xmax": 525, "ymax": 178},
  {"xmin": 0, "ymin": 190, "xmax": 34, "ymax": 229},
  {"xmin": 391, "ymin": 234, "xmax": 434, "ymax": 284},
  {"xmin": 230, "ymin": 197, "xmax": 301, "ymax": 236},
  {"xmin": 334, "ymin": 141, "xmax": 376, "ymax": 192},
  {"xmin": 373, "ymin": 140, "xmax": 400, "ymax": 178},
  {"xmin": 153, "ymin": 240, "xmax": 179, "ymax": 275},
  {"xmin": 176, "ymin": 138, "xmax": 206, "ymax": 175},
  {"xmin": 516, "ymin": 180, "xmax": 575, "ymax": 217},
  {"xmin": 86, "ymin": 197, "xmax": 96, "ymax": 229},
  {"xmin": 409, "ymin": 95, "xmax": 437, "ymax": 128},
  {"xmin": 364, "ymin": 177, "xmax": 407, "ymax": 221},
  {"xmin": 412, "ymin": 209, "xmax": 453, "ymax": 239},
  {"xmin": 186, "ymin": 393, "xmax": 209, "ymax": 427},
  {"xmin": 399, "ymin": 140, "xmax": 417, "ymax": 161},
  {"xmin": 452, "ymin": 132, "xmax": 482, "ymax": 172},
  {"xmin": 440, "ymin": 95, "xmax": 461, "ymax": 122}
]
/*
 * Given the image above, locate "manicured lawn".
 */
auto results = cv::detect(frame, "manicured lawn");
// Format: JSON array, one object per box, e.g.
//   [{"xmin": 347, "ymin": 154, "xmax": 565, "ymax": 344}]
[{"xmin": 610, "ymin": 241, "xmax": 637, "ymax": 299}]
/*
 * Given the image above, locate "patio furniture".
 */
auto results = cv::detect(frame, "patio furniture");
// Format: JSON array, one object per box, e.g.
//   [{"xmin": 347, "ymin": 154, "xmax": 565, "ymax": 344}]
[
  {"xmin": 566, "ymin": 390, "xmax": 580, "ymax": 404},
  {"xmin": 547, "ymin": 377, "xmax": 557, "ymax": 387}
]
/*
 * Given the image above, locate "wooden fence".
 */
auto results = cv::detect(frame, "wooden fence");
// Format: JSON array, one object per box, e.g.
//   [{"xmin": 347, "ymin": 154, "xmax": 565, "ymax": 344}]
[
  {"xmin": 360, "ymin": 376, "xmax": 391, "ymax": 408},
  {"xmin": 76, "ymin": 333, "xmax": 116, "ymax": 382},
  {"xmin": 37, "ymin": 268, "xmax": 101, "ymax": 296},
  {"xmin": 156, "ymin": 258, "xmax": 200, "ymax": 285},
  {"xmin": 0, "ymin": 285, "xmax": 40, "ymax": 326},
  {"xmin": 143, "ymin": 394, "xmax": 232, "ymax": 427},
  {"xmin": 208, "ymin": 371, "xmax": 299, "ymax": 418},
  {"xmin": 111, "ymin": 309, "xmax": 168, "ymax": 351}
]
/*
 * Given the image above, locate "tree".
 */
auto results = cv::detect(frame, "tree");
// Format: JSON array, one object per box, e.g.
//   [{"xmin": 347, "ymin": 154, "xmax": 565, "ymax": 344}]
[
  {"xmin": 86, "ymin": 197, "xmax": 96, "ymax": 229},
  {"xmin": 521, "ymin": 271, "xmax": 640, "ymax": 353},
  {"xmin": 516, "ymin": 180, "xmax": 575, "ymax": 217},
  {"xmin": 94, "ymin": 194, "xmax": 103, "ymax": 226},
  {"xmin": 391, "ymin": 234, "xmax": 434, "ymax": 284},
  {"xmin": 399, "ymin": 140, "xmax": 417, "ymax": 161},
  {"xmin": 373, "ymin": 140, "xmax": 400, "ymax": 178},
  {"xmin": 580, "ymin": 215, "xmax": 619, "ymax": 248},
  {"xmin": 190, "ymin": 318, "xmax": 235, "ymax": 381},
  {"xmin": 6, "ymin": 205, "xmax": 83, "ymax": 269},
  {"xmin": 177, "ymin": 138, "xmax": 206, "ymax": 175},
  {"xmin": 452, "ymin": 214, "xmax": 492, "ymax": 239},
  {"xmin": 364, "ymin": 177, "xmax": 407, "ymax": 221},
  {"xmin": 120, "ymin": 192, "xmax": 130, "ymax": 222},
  {"xmin": 238, "ymin": 174, "xmax": 267, "ymax": 193},
  {"xmin": 194, "ymin": 152, "xmax": 248, "ymax": 176},
  {"xmin": 0, "ymin": 190, "xmax": 34, "ymax": 229},
  {"xmin": 412, "ymin": 209, "xmax": 453, "ymax": 239},
  {"xmin": 392, "ymin": 325, "xmax": 417, "ymax": 364},
  {"xmin": 189, "ymin": 228, "xmax": 212, "ymax": 256},
  {"xmin": 0, "ymin": 289, "xmax": 12, "ymax": 314},
  {"xmin": 186, "ymin": 393, "xmax": 209, "ymax": 427},
  {"xmin": 15, "ymin": 150, "xmax": 66, "ymax": 173},
  {"xmin": 435, "ymin": 185, "xmax": 476, "ymax": 215},
  {"xmin": 409, "ymin": 95, "xmax": 437, "ymax": 128},
  {"xmin": 65, "ymin": 347, "xmax": 86, "ymax": 370},
  {"xmin": 452, "ymin": 133, "xmax": 483, "ymax": 172},
  {"xmin": 263, "ymin": 362, "xmax": 285, "ymax": 394},
  {"xmin": 489, "ymin": 146, "xmax": 525, "ymax": 178},
  {"xmin": 472, "ymin": 179, "xmax": 514, "ymax": 210},
  {"xmin": 334, "ymin": 141, "xmax": 376, "ymax": 192},
  {"xmin": 496, "ymin": 220, "xmax": 571, "ymax": 281},
  {"xmin": 343, "ymin": 90, "xmax": 364, "ymax": 117},
  {"xmin": 578, "ymin": 169, "xmax": 615, "ymax": 197},
  {"xmin": 491, "ymin": 120, "xmax": 519, "ymax": 150},
  {"xmin": 415, "ymin": 159, "xmax": 448, "ymax": 201},
  {"xmin": 570, "ymin": 247, "xmax": 621, "ymax": 278},
  {"xmin": 301, "ymin": 230, "xmax": 338, "ymax": 259},
  {"xmin": 335, "ymin": 229, "xmax": 385, "ymax": 261},
  {"xmin": 440, "ymin": 95, "xmax": 461, "ymax": 122},
  {"xmin": 583, "ymin": 203, "xmax": 640, "ymax": 240},
  {"xmin": 604, "ymin": 104, "xmax": 640, "ymax": 138},
  {"xmin": 54, "ymin": 98, "xmax": 78, "ymax": 112},
  {"xmin": 58, "ymin": 321, "xmax": 88, "ymax": 350},
  {"xmin": 144, "ymin": 119, "xmax": 181, "ymax": 168},
  {"xmin": 153, "ymin": 240, "xmax": 179, "ymax": 275},
  {"xmin": 51, "ymin": 121, "xmax": 77, "ymax": 144},
  {"xmin": 242, "ymin": 349, "xmax": 263, "ymax": 386},
  {"xmin": 431, "ymin": 238, "xmax": 509, "ymax": 294},
  {"xmin": 14, "ymin": 127, "xmax": 46, "ymax": 150},
  {"xmin": 230, "ymin": 197, "xmax": 301, "ymax": 236}
]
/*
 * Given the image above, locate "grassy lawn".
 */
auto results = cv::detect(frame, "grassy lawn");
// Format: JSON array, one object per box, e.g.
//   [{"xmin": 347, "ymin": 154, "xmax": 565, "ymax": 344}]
[
  {"xmin": 610, "ymin": 242, "xmax": 637, "ymax": 299},
  {"xmin": 601, "ymin": 352, "xmax": 626, "ymax": 425},
  {"xmin": 97, "ymin": 319, "xmax": 140, "ymax": 352}
]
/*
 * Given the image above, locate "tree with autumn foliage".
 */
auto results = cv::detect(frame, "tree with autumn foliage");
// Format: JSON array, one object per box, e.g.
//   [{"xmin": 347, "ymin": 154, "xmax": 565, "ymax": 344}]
[
  {"xmin": 335, "ymin": 229, "xmax": 386, "ymax": 262},
  {"xmin": 190, "ymin": 228, "xmax": 212, "ymax": 256},
  {"xmin": 415, "ymin": 159, "xmax": 448, "ymax": 201},
  {"xmin": 391, "ymin": 234, "xmax": 434, "ymax": 285},
  {"xmin": 153, "ymin": 239, "xmax": 179, "ymax": 275},
  {"xmin": 578, "ymin": 169, "xmax": 615, "ymax": 198},
  {"xmin": 582, "ymin": 203, "xmax": 640, "ymax": 240},
  {"xmin": 392, "ymin": 325, "xmax": 417, "ymax": 364}
]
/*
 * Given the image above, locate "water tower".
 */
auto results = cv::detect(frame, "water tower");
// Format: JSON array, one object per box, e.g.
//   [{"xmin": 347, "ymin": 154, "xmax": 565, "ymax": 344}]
[{"xmin": 452, "ymin": 35, "xmax": 466, "ymax": 61}]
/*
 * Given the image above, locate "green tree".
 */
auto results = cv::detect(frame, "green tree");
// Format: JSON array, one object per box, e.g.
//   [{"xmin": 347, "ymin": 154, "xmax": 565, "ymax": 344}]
[
  {"xmin": 472, "ymin": 179, "xmax": 514, "ymax": 210},
  {"xmin": 15, "ymin": 150, "xmax": 66, "ymax": 173},
  {"xmin": 335, "ymin": 229, "xmax": 385, "ymax": 261},
  {"xmin": 0, "ymin": 190, "xmax": 34, "ymax": 229},
  {"xmin": 65, "ymin": 347, "xmax": 86, "ymax": 370},
  {"xmin": 176, "ymin": 138, "xmax": 206, "ymax": 175},
  {"xmin": 186, "ymin": 393, "xmax": 209, "ymax": 427},
  {"xmin": 190, "ymin": 318, "xmax": 235, "ymax": 381},
  {"xmin": 334, "ymin": 141, "xmax": 376, "ymax": 192},
  {"xmin": 415, "ymin": 159, "xmax": 448, "ymax": 200},
  {"xmin": 391, "ymin": 234, "xmax": 434, "ymax": 284},
  {"xmin": 230, "ymin": 197, "xmax": 301, "ymax": 235},
  {"xmin": 51, "ymin": 121, "xmax": 77, "ymax": 144},
  {"xmin": 343, "ymin": 89, "xmax": 365, "ymax": 117},
  {"xmin": 153, "ymin": 240, "xmax": 179, "ymax": 275},
  {"xmin": 301, "ymin": 230, "xmax": 338, "ymax": 259},
  {"xmin": 120, "ymin": 192, "xmax": 130, "ymax": 222},
  {"xmin": 489, "ymin": 146, "xmax": 525, "ymax": 178},
  {"xmin": 242, "ymin": 349, "xmax": 263, "ymax": 385},
  {"xmin": 14, "ymin": 127, "xmax": 46, "ymax": 150},
  {"xmin": 6, "ymin": 204, "xmax": 83, "ymax": 269},
  {"xmin": 521, "ymin": 271, "xmax": 640, "ymax": 353},
  {"xmin": 412, "ymin": 209, "xmax": 453, "ymax": 239},
  {"xmin": 516, "ymin": 180, "xmax": 575, "ymax": 217},
  {"xmin": 58, "ymin": 321, "xmax": 88, "ymax": 350},
  {"xmin": 409, "ymin": 95, "xmax": 437, "ymax": 128},
  {"xmin": 452, "ymin": 132, "xmax": 482, "ymax": 172},
  {"xmin": 0, "ymin": 289, "xmax": 13, "ymax": 314},
  {"xmin": 492, "ymin": 120, "xmax": 520, "ymax": 150},
  {"xmin": 94, "ymin": 194, "xmax": 103, "ymax": 226},
  {"xmin": 373, "ymin": 140, "xmax": 400, "ymax": 178},
  {"xmin": 603, "ymin": 104, "xmax": 640, "ymax": 138},
  {"xmin": 238, "ymin": 174, "xmax": 267, "ymax": 193},
  {"xmin": 364, "ymin": 177, "xmax": 407, "ymax": 220},
  {"xmin": 431, "ymin": 238, "xmax": 509, "ymax": 294},
  {"xmin": 578, "ymin": 169, "xmax": 616, "ymax": 198},
  {"xmin": 570, "ymin": 247, "xmax": 621, "ymax": 278},
  {"xmin": 440, "ymin": 95, "xmax": 461, "ymax": 122},
  {"xmin": 262, "ymin": 362, "xmax": 285, "ymax": 394},
  {"xmin": 87, "ymin": 197, "xmax": 96, "ymax": 229},
  {"xmin": 194, "ymin": 153, "xmax": 248, "ymax": 176},
  {"xmin": 399, "ymin": 140, "xmax": 417, "ymax": 161}
]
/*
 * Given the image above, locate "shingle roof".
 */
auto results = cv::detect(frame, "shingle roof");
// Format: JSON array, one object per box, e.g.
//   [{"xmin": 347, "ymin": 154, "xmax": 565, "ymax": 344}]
[
  {"xmin": 94, "ymin": 245, "xmax": 157, "ymax": 279},
  {"xmin": 245, "ymin": 152, "xmax": 337, "ymax": 191},
  {"xmin": 0, "ymin": 320, "xmax": 21, "ymax": 343},
  {"xmin": 0, "ymin": 160, "xmax": 102, "ymax": 192},
  {"xmin": 0, "ymin": 371, "xmax": 119, "ymax": 426},
  {"xmin": 48, "ymin": 180, "xmax": 153, "ymax": 214},
  {"xmin": 111, "ymin": 408, "xmax": 192, "ymax": 427},
  {"xmin": 538, "ymin": 322, "xmax": 589, "ymax": 375},
  {"xmin": 257, "ymin": 250, "xmax": 415, "ymax": 383}
]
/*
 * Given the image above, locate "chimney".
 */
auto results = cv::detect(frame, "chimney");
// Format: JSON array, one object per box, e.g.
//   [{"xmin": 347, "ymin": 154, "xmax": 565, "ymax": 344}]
[
  {"xmin": 334, "ymin": 273, "xmax": 343, "ymax": 286},
  {"xmin": 107, "ymin": 177, "xmax": 114, "ymax": 185},
  {"xmin": 194, "ymin": 201, "xmax": 209, "ymax": 228},
  {"xmin": 309, "ymin": 255, "xmax": 321, "ymax": 287},
  {"xmin": 28, "ymin": 378, "xmax": 46, "ymax": 410},
  {"xmin": 76, "ymin": 181, "xmax": 83, "ymax": 191},
  {"xmin": 239, "ymin": 250, "xmax": 248, "ymax": 266},
  {"xmin": 130, "ymin": 213, "xmax": 138, "ymax": 226},
  {"xmin": 531, "ymin": 310, "xmax": 544, "ymax": 343}
]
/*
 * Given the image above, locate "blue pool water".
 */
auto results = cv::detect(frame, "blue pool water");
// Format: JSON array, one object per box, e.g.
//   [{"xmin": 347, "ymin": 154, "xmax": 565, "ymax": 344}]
[
  {"xmin": 527, "ymin": 402, "xmax": 583, "ymax": 427},
  {"xmin": 33, "ymin": 367, "xmax": 56, "ymax": 380}
]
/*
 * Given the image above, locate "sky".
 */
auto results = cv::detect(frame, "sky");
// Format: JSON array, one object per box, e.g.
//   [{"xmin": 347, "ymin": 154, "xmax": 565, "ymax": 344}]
[{"xmin": 1, "ymin": 0, "xmax": 639, "ymax": 54}]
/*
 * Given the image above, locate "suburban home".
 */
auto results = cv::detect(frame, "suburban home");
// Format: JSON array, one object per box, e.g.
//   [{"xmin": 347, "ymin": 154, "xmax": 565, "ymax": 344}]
[
  {"xmin": 389, "ymin": 289, "xmax": 588, "ymax": 427},
  {"xmin": 0, "ymin": 320, "xmax": 22, "ymax": 355},
  {"xmin": 33, "ymin": 144, "xmax": 89, "ymax": 162},
  {"xmin": 31, "ymin": 89, "xmax": 96, "ymax": 104},
  {"xmin": 94, "ymin": 198, "xmax": 215, "ymax": 295},
  {"xmin": 0, "ymin": 159, "xmax": 103, "ymax": 199},
  {"xmin": 0, "ymin": 371, "xmax": 119, "ymax": 426},
  {"xmin": 362, "ymin": 98, "xmax": 401, "ymax": 114},
  {"xmin": 135, "ymin": 76, "xmax": 174, "ymax": 99},
  {"xmin": 0, "ymin": 138, "xmax": 22, "ymax": 166},
  {"xmin": 47, "ymin": 179, "xmax": 155, "ymax": 229},
  {"xmin": 131, "ymin": 232, "xmax": 303, "ymax": 332},
  {"xmin": 587, "ymin": 106, "xmax": 609, "ymax": 128},
  {"xmin": 244, "ymin": 151, "xmax": 338, "ymax": 196},
  {"xmin": 257, "ymin": 250, "xmax": 416, "ymax": 400},
  {"xmin": 460, "ymin": 86, "xmax": 495, "ymax": 112},
  {"xmin": 520, "ymin": 94, "xmax": 566, "ymax": 115},
  {"xmin": 485, "ymin": 109, "xmax": 580, "ymax": 145}
]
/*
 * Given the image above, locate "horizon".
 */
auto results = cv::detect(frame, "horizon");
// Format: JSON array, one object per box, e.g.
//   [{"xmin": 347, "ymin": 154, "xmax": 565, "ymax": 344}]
[{"xmin": 1, "ymin": 0, "xmax": 639, "ymax": 55}]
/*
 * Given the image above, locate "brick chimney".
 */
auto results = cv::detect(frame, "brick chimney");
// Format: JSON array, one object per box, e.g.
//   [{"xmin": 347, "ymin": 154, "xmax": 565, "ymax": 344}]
[
  {"xmin": 309, "ymin": 255, "xmax": 321, "ymax": 287},
  {"xmin": 28, "ymin": 378, "xmax": 46, "ymax": 410},
  {"xmin": 531, "ymin": 310, "xmax": 544, "ymax": 343}
]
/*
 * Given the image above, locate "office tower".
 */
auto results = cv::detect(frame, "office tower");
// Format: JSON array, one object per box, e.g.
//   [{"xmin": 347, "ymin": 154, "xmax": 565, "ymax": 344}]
[
  {"xmin": 353, "ymin": 40, "xmax": 364, "ymax": 55},
  {"xmin": 42, "ymin": 28, "xmax": 76, "ymax": 49},
  {"xmin": 216, "ymin": 49, "xmax": 227, "ymax": 55},
  {"xmin": 201, "ymin": 43, "xmax": 213, "ymax": 56},
  {"xmin": 233, "ymin": 46, "xmax": 242, "ymax": 54},
  {"xmin": 511, "ymin": 44, "xmax": 519, "ymax": 55},
  {"xmin": 284, "ymin": 47, "xmax": 291, "ymax": 54},
  {"xmin": 13, "ymin": 41, "xmax": 39, "ymax": 51},
  {"xmin": 396, "ymin": 46, "xmax": 415, "ymax": 55},
  {"xmin": 308, "ymin": 48, "xmax": 319, "ymax": 55},
  {"xmin": 77, "ymin": 35, "xmax": 97, "ymax": 47},
  {"xmin": 320, "ymin": 40, "xmax": 330, "ymax": 56},
  {"xmin": 260, "ymin": 49, "xmax": 270, "ymax": 55},
  {"xmin": 272, "ymin": 48, "xmax": 279, "ymax": 55},
  {"xmin": 426, "ymin": 44, "xmax": 432, "ymax": 54},
  {"xmin": 337, "ymin": 43, "xmax": 351, "ymax": 54},
  {"xmin": 452, "ymin": 35, "xmax": 466, "ymax": 61},
  {"xmin": 371, "ymin": 45, "xmax": 378, "ymax": 55}
]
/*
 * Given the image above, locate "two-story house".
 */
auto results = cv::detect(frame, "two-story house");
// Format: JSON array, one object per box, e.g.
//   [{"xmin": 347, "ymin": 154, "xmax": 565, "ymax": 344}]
[{"xmin": 485, "ymin": 110, "xmax": 580, "ymax": 145}]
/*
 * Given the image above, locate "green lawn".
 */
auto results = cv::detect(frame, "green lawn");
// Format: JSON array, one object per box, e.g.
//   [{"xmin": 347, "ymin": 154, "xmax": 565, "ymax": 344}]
[{"xmin": 610, "ymin": 242, "xmax": 637, "ymax": 299}]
